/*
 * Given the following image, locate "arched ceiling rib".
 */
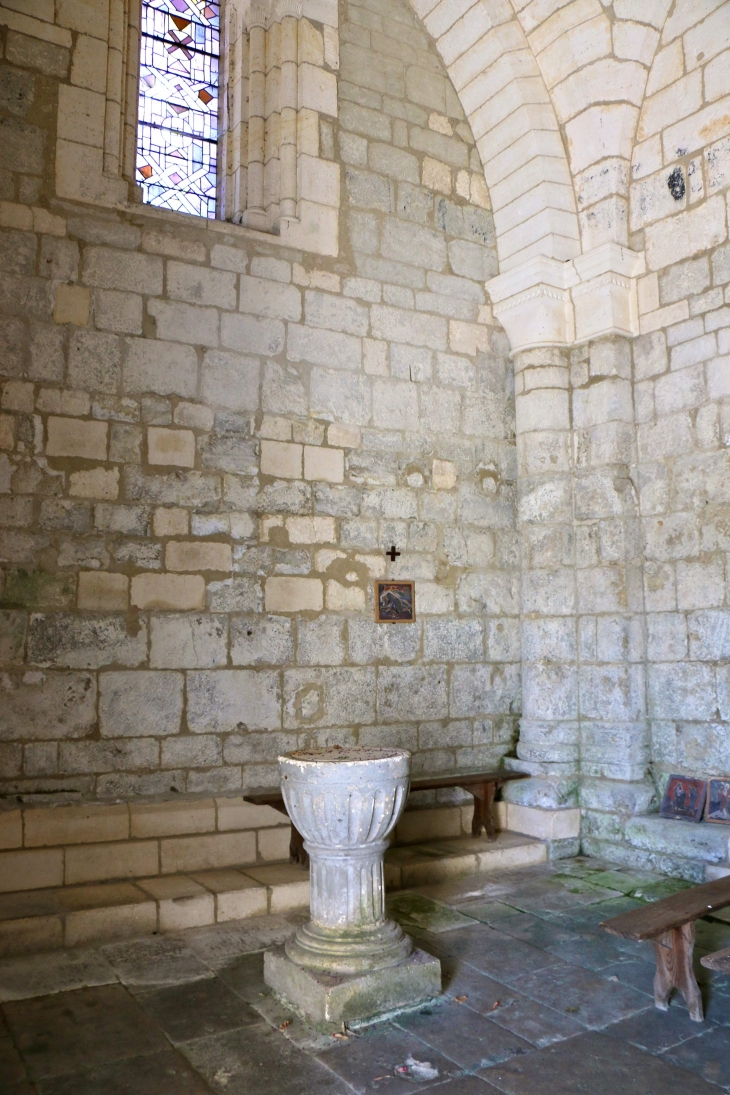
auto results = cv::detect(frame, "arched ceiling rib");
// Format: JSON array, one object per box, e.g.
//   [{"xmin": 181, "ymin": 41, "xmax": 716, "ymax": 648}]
[{"xmin": 409, "ymin": 0, "xmax": 679, "ymax": 267}]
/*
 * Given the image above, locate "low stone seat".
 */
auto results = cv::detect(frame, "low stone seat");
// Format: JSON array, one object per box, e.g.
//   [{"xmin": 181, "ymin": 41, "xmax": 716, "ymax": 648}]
[
  {"xmin": 0, "ymin": 833, "xmax": 546, "ymax": 957},
  {"xmin": 244, "ymin": 768, "xmax": 528, "ymax": 866},
  {"xmin": 622, "ymin": 815, "xmax": 730, "ymax": 878},
  {"xmin": 601, "ymin": 875, "xmax": 730, "ymax": 1022}
]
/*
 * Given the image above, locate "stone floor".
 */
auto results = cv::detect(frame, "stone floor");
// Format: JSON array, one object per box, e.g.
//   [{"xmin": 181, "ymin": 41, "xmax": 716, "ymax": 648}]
[{"xmin": 2, "ymin": 856, "xmax": 730, "ymax": 1094}]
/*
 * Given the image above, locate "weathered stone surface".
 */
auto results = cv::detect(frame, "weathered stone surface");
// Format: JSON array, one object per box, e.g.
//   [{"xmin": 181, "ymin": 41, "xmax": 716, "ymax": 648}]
[
  {"xmin": 27, "ymin": 616, "xmax": 147, "ymax": 669},
  {"xmin": 264, "ymin": 945, "xmax": 441, "ymax": 1027},
  {"xmin": 99, "ymin": 672, "xmax": 183, "ymax": 738},
  {"xmin": 187, "ymin": 671, "xmax": 281, "ymax": 732},
  {"xmin": 0, "ymin": 671, "xmax": 97, "ymax": 740},
  {"xmin": 1, "ymin": 0, "xmax": 728, "ymax": 883}
]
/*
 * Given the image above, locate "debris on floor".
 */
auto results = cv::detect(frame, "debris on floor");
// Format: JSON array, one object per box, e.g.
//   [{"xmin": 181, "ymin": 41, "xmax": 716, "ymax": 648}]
[{"xmin": 394, "ymin": 1055, "xmax": 440, "ymax": 1081}]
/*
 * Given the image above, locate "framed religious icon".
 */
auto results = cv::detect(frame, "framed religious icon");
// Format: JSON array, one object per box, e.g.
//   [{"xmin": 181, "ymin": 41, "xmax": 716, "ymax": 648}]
[
  {"xmin": 659, "ymin": 774, "xmax": 707, "ymax": 823},
  {"xmin": 375, "ymin": 581, "xmax": 415, "ymax": 623},
  {"xmin": 707, "ymin": 778, "xmax": 730, "ymax": 824}
]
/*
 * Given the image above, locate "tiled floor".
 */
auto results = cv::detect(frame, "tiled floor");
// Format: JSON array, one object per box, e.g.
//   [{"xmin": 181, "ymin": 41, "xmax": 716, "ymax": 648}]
[{"xmin": 2, "ymin": 857, "xmax": 730, "ymax": 1094}]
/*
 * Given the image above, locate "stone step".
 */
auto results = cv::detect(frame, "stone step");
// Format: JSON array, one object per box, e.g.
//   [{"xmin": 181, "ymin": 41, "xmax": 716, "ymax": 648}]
[
  {"xmin": 385, "ymin": 830, "xmax": 547, "ymax": 888},
  {"xmin": 0, "ymin": 831, "xmax": 546, "ymax": 958}
]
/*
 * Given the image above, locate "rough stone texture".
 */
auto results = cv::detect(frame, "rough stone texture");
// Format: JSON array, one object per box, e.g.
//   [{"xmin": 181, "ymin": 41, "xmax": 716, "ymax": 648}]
[
  {"xmin": 1, "ymin": 0, "xmax": 730, "ymax": 880},
  {"xmin": 0, "ymin": 0, "xmax": 517, "ymax": 810}
]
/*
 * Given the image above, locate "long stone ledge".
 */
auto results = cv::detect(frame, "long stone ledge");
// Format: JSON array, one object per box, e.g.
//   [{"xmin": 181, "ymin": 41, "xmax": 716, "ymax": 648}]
[
  {"xmin": 0, "ymin": 797, "xmax": 493, "ymax": 893},
  {"xmin": 0, "ymin": 831, "xmax": 546, "ymax": 958}
]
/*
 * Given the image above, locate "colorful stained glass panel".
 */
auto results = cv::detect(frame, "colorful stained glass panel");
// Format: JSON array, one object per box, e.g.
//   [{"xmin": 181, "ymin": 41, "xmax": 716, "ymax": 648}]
[{"xmin": 137, "ymin": 0, "xmax": 220, "ymax": 219}]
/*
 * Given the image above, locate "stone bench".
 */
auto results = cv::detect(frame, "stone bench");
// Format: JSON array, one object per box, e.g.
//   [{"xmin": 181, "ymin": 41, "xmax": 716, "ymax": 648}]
[
  {"xmin": 244, "ymin": 769, "xmax": 528, "ymax": 866},
  {"xmin": 601, "ymin": 875, "xmax": 730, "ymax": 1022}
]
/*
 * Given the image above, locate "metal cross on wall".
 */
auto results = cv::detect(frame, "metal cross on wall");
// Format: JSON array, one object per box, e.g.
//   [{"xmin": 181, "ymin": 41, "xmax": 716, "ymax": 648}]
[{"xmin": 386, "ymin": 546, "xmax": 400, "ymax": 561}]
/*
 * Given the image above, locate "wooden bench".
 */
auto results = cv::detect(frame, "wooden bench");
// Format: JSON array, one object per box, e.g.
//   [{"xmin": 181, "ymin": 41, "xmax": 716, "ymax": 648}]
[
  {"xmin": 244, "ymin": 769, "xmax": 527, "ymax": 868},
  {"xmin": 701, "ymin": 946, "xmax": 730, "ymax": 976},
  {"xmin": 600, "ymin": 875, "xmax": 730, "ymax": 1022}
]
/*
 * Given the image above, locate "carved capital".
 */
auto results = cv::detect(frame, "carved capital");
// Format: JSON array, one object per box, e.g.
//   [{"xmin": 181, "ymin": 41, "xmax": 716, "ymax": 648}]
[
  {"xmin": 245, "ymin": 1, "xmax": 273, "ymax": 29},
  {"xmin": 488, "ymin": 256, "xmax": 577, "ymax": 352},
  {"xmin": 276, "ymin": 0, "xmax": 303, "ymax": 18},
  {"xmin": 487, "ymin": 245, "xmax": 646, "ymax": 353}
]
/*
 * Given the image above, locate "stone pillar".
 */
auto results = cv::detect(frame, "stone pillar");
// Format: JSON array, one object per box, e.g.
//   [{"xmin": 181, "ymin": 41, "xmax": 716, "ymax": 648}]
[
  {"xmin": 242, "ymin": 4, "xmax": 268, "ymax": 229},
  {"xmin": 487, "ymin": 249, "xmax": 649, "ymax": 853},
  {"xmin": 278, "ymin": 0, "xmax": 300, "ymax": 223},
  {"xmin": 574, "ymin": 337, "xmax": 655, "ymax": 849},
  {"xmin": 508, "ymin": 347, "xmax": 580, "ymax": 819}
]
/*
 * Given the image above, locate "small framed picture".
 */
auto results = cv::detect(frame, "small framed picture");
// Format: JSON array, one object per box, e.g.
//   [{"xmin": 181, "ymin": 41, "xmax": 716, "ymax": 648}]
[
  {"xmin": 707, "ymin": 778, "xmax": 730, "ymax": 824},
  {"xmin": 659, "ymin": 774, "xmax": 707, "ymax": 823},
  {"xmin": 375, "ymin": 581, "xmax": 415, "ymax": 623}
]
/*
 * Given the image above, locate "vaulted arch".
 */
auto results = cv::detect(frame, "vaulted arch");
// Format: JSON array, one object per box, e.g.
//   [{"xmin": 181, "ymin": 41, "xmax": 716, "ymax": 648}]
[
  {"xmin": 411, "ymin": 0, "xmax": 581, "ymax": 272},
  {"xmin": 409, "ymin": 0, "xmax": 677, "ymax": 269}
]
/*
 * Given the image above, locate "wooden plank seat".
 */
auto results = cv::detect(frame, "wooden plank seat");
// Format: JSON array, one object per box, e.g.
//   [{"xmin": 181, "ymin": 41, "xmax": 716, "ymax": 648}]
[
  {"xmin": 244, "ymin": 769, "xmax": 527, "ymax": 868},
  {"xmin": 600, "ymin": 875, "xmax": 730, "ymax": 1022},
  {"xmin": 701, "ymin": 946, "xmax": 730, "ymax": 975}
]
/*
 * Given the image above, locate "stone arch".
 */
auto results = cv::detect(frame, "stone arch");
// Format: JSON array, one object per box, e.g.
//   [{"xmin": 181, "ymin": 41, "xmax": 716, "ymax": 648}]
[
  {"xmin": 409, "ymin": 0, "xmax": 681, "ymax": 265},
  {"xmin": 410, "ymin": 0, "xmax": 581, "ymax": 272}
]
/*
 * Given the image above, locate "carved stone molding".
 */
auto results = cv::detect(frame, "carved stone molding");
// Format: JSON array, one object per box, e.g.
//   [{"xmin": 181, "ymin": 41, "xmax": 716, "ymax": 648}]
[{"xmin": 487, "ymin": 244, "xmax": 646, "ymax": 353}]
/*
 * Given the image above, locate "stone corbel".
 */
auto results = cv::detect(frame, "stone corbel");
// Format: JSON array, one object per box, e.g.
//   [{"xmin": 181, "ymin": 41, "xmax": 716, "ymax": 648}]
[{"xmin": 487, "ymin": 245, "xmax": 646, "ymax": 354}]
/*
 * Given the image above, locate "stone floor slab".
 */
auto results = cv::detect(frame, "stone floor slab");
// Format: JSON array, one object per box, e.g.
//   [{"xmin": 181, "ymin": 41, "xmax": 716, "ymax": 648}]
[
  {"xmin": 315, "ymin": 1023, "xmax": 463, "ymax": 1091},
  {"xmin": 216, "ymin": 950, "xmax": 267, "ymax": 1002},
  {"xmin": 101, "ymin": 937, "xmax": 213, "ymax": 989},
  {"xmin": 394, "ymin": 1002, "xmax": 535, "ymax": 1070},
  {"xmin": 513, "ymin": 962, "xmax": 651, "ymax": 1029},
  {"xmin": 429, "ymin": 1078, "xmax": 501, "ymax": 1093},
  {"xmin": 598, "ymin": 959, "xmax": 655, "ymax": 996},
  {"xmin": 661, "ymin": 1024, "xmax": 730, "ymax": 1088},
  {"xmin": 431, "ymin": 924, "xmax": 565, "ymax": 987},
  {"xmin": 480, "ymin": 1029, "xmax": 721, "ymax": 1094},
  {"xmin": 180, "ymin": 914, "xmax": 302, "ymax": 969},
  {"xmin": 557, "ymin": 896, "xmax": 644, "ymax": 931},
  {"xmin": 448, "ymin": 901, "xmax": 523, "ymax": 925},
  {"xmin": 2, "ymin": 985, "xmax": 168, "ymax": 1081},
  {"xmin": 137, "ymin": 976, "xmax": 261, "ymax": 1043},
  {"xmin": 605, "ymin": 1004, "xmax": 708, "ymax": 1054},
  {"xmin": 503, "ymin": 881, "xmax": 624, "ymax": 915},
  {"xmin": 0, "ymin": 948, "xmax": 117, "ymax": 1002},
  {"xmin": 484, "ymin": 911, "xmax": 581, "ymax": 950},
  {"xmin": 35, "ymin": 1050, "xmax": 213, "ymax": 1095},
  {"xmin": 448, "ymin": 975, "xmax": 586, "ymax": 1048},
  {"xmin": 545, "ymin": 933, "xmax": 640, "ymax": 972},
  {"xmin": 388, "ymin": 893, "xmax": 478, "ymax": 934},
  {"xmin": 182, "ymin": 1022, "xmax": 351, "ymax": 1094}
]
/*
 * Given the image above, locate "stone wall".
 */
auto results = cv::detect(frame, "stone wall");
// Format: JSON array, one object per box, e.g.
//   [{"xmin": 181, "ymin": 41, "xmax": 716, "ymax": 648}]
[
  {"xmin": 2, "ymin": 0, "xmax": 730, "ymax": 884},
  {"xmin": 0, "ymin": 0, "xmax": 519, "ymax": 813}
]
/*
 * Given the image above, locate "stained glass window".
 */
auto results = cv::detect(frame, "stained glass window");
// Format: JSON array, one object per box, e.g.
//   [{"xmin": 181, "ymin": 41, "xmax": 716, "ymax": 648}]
[{"xmin": 137, "ymin": 0, "xmax": 220, "ymax": 219}]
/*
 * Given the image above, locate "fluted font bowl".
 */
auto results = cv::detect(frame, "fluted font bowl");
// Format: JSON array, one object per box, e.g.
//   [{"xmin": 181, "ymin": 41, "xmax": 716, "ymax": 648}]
[{"xmin": 278, "ymin": 746, "xmax": 412, "ymax": 974}]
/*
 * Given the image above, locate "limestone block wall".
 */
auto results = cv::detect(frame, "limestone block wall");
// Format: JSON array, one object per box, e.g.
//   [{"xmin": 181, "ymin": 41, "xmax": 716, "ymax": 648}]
[
  {"xmin": 3, "ymin": 0, "xmax": 730, "ymax": 884},
  {"xmin": 0, "ymin": 0, "xmax": 519, "ymax": 821}
]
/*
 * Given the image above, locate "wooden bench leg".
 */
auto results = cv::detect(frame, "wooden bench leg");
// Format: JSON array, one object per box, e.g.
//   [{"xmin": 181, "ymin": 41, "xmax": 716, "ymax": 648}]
[
  {"xmin": 289, "ymin": 824, "xmax": 309, "ymax": 868},
  {"xmin": 470, "ymin": 782, "xmax": 496, "ymax": 841},
  {"xmin": 653, "ymin": 922, "xmax": 703, "ymax": 1022}
]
